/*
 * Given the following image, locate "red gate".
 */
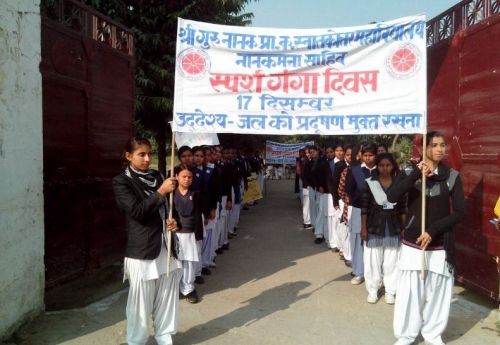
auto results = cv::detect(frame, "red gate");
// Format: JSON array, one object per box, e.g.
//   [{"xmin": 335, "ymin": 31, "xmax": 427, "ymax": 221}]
[
  {"xmin": 41, "ymin": 0, "xmax": 135, "ymax": 287},
  {"xmin": 426, "ymin": 0, "xmax": 500, "ymax": 300}
]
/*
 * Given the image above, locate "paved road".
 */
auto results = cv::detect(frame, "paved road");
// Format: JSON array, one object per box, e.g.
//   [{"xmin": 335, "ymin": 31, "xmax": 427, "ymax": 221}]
[{"xmin": 11, "ymin": 179, "xmax": 498, "ymax": 345}]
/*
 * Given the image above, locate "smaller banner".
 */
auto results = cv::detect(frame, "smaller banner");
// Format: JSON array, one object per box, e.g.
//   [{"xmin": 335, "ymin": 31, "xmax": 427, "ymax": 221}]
[
  {"xmin": 175, "ymin": 131, "xmax": 219, "ymax": 148},
  {"xmin": 265, "ymin": 141, "xmax": 313, "ymax": 165},
  {"xmin": 242, "ymin": 175, "xmax": 263, "ymax": 203}
]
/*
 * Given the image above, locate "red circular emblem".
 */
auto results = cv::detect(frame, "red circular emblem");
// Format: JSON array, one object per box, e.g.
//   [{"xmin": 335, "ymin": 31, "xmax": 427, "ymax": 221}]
[
  {"xmin": 385, "ymin": 43, "xmax": 421, "ymax": 79},
  {"xmin": 177, "ymin": 48, "xmax": 210, "ymax": 80}
]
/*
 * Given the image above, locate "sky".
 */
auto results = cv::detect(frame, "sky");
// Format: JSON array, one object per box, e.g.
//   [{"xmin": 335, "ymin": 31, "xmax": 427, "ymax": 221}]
[{"xmin": 244, "ymin": 0, "xmax": 461, "ymax": 28}]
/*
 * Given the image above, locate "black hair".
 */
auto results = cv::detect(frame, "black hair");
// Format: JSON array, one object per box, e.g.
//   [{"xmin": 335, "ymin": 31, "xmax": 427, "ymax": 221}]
[
  {"xmin": 375, "ymin": 152, "xmax": 400, "ymax": 177},
  {"xmin": 425, "ymin": 130, "xmax": 446, "ymax": 146},
  {"xmin": 361, "ymin": 142, "xmax": 377, "ymax": 155},
  {"xmin": 124, "ymin": 137, "xmax": 152, "ymax": 154},
  {"xmin": 177, "ymin": 145, "xmax": 192, "ymax": 159},
  {"xmin": 122, "ymin": 137, "xmax": 152, "ymax": 168},
  {"xmin": 192, "ymin": 146, "xmax": 204, "ymax": 155},
  {"xmin": 377, "ymin": 143, "xmax": 389, "ymax": 153}
]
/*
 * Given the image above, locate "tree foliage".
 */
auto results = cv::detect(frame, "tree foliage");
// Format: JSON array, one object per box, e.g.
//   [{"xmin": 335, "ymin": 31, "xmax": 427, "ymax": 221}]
[{"xmin": 79, "ymin": 0, "xmax": 255, "ymax": 174}]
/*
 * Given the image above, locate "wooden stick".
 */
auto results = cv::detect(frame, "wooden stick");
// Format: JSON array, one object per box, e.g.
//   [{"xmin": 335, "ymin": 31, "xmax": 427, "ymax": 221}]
[
  {"xmin": 420, "ymin": 133, "xmax": 427, "ymax": 280},
  {"xmin": 167, "ymin": 131, "xmax": 176, "ymax": 277}
]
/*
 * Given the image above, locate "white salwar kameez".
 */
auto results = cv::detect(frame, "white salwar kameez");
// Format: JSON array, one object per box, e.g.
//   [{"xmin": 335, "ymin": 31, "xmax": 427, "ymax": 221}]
[
  {"xmin": 124, "ymin": 238, "xmax": 182, "ymax": 345},
  {"xmin": 337, "ymin": 200, "xmax": 352, "ymax": 261},
  {"xmin": 176, "ymin": 232, "xmax": 200, "ymax": 296},
  {"xmin": 348, "ymin": 207, "xmax": 364, "ymax": 277},
  {"xmin": 393, "ymin": 244, "xmax": 453, "ymax": 345},
  {"xmin": 363, "ymin": 242, "xmax": 400, "ymax": 296},
  {"xmin": 308, "ymin": 187, "xmax": 318, "ymax": 228},
  {"xmin": 314, "ymin": 191, "xmax": 326, "ymax": 239},
  {"xmin": 302, "ymin": 187, "xmax": 311, "ymax": 225},
  {"xmin": 325, "ymin": 193, "xmax": 339, "ymax": 249}
]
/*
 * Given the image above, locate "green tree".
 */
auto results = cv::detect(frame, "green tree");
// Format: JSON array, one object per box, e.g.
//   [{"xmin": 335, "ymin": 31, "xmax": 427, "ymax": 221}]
[{"xmin": 81, "ymin": 0, "xmax": 254, "ymax": 174}]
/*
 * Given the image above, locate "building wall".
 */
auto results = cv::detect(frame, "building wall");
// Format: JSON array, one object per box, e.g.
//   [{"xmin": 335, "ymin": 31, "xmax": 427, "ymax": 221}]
[{"xmin": 0, "ymin": 0, "xmax": 45, "ymax": 339}]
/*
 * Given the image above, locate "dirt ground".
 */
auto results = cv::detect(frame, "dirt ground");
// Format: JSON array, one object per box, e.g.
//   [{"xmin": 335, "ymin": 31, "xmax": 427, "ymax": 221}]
[{"xmin": 7, "ymin": 179, "xmax": 499, "ymax": 345}]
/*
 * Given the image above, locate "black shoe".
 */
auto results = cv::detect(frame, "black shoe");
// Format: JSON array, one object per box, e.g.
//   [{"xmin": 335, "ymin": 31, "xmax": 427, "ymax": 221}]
[
  {"xmin": 179, "ymin": 292, "xmax": 185, "ymax": 299},
  {"xmin": 344, "ymin": 260, "xmax": 352, "ymax": 267},
  {"xmin": 186, "ymin": 290, "xmax": 199, "ymax": 304},
  {"xmin": 222, "ymin": 243, "xmax": 229, "ymax": 251},
  {"xmin": 195, "ymin": 276, "xmax": 205, "ymax": 284},
  {"xmin": 304, "ymin": 224, "xmax": 313, "ymax": 229},
  {"xmin": 350, "ymin": 272, "xmax": 355, "ymax": 277},
  {"xmin": 331, "ymin": 247, "xmax": 340, "ymax": 253},
  {"xmin": 215, "ymin": 248, "xmax": 223, "ymax": 255},
  {"xmin": 201, "ymin": 267, "xmax": 211, "ymax": 276},
  {"xmin": 314, "ymin": 237, "xmax": 325, "ymax": 244}
]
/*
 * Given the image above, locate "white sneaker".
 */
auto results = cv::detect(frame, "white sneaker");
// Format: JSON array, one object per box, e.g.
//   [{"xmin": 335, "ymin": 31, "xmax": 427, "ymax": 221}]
[
  {"xmin": 367, "ymin": 293, "xmax": 378, "ymax": 304},
  {"xmin": 350, "ymin": 276, "xmax": 364, "ymax": 285},
  {"xmin": 385, "ymin": 293, "xmax": 395, "ymax": 305}
]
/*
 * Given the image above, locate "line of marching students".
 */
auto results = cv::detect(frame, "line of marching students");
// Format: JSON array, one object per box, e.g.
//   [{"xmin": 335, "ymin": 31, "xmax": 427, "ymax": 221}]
[
  {"xmin": 297, "ymin": 134, "xmax": 465, "ymax": 345},
  {"xmin": 113, "ymin": 137, "xmax": 265, "ymax": 345},
  {"xmin": 298, "ymin": 142, "xmax": 387, "ymax": 289},
  {"xmin": 172, "ymin": 145, "xmax": 264, "ymax": 304}
]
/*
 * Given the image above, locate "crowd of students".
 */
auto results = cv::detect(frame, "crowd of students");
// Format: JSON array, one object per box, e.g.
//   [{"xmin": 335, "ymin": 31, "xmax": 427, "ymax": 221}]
[
  {"xmin": 171, "ymin": 145, "xmax": 264, "ymax": 304},
  {"xmin": 112, "ymin": 138, "xmax": 264, "ymax": 345},
  {"xmin": 295, "ymin": 132, "xmax": 465, "ymax": 345},
  {"xmin": 112, "ymin": 132, "xmax": 464, "ymax": 345}
]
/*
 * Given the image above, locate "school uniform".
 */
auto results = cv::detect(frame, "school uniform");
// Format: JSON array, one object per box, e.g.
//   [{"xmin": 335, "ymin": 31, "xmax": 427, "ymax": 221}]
[
  {"xmin": 301, "ymin": 157, "xmax": 312, "ymax": 226},
  {"xmin": 112, "ymin": 166, "xmax": 182, "ymax": 345},
  {"xmin": 332, "ymin": 160, "xmax": 352, "ymax": 260},
  {"xmin": 346, "ymin": 163, "xmax": 376, "ymax": 278},
  {"xmin": 324, "ymin": 157, "xmax": 341, "ymax": 248},
  {"xmin": 361, "ymin": 174, "xmax": 407, "ymax": 300},
  {"xmin": 311, "ymin": 156, "xmax": 331, "ymax": 241},
  {"xmin": 387, "ymin": 164, "xmax": 465, "ymax": 345},
  {"xmin": 172, "ymin": 189, "xmax": 203, "ymax": 297},
  {"xmin": 200, "ymin": 164, "xmax": 217, "ymax": 269}
]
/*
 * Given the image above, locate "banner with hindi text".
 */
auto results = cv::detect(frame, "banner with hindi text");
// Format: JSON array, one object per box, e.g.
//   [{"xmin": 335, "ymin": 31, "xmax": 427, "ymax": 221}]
[
  {"xmin": 173, "ymin": 16, "xmax": 426, "ymax": 135},
  {"xmin": 265, "ymin": 141, "xmax": 313, "ymax": 165}
]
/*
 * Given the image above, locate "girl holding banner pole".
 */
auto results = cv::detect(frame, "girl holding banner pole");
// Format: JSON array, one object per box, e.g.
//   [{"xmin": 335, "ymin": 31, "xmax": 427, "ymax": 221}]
[
  {"xmin": 389, "ymin": 131, "xmax": 465, "ymax": 345},
  {"xmin": 112, "ymin": 137, "xmax": 181, "ymax": 345}
]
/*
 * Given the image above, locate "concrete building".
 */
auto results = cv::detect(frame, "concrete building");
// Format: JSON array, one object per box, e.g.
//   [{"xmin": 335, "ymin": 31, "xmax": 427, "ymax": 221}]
[{"xmin": 0, "ymin": 0, "xmax": 45, "ymax": 339}]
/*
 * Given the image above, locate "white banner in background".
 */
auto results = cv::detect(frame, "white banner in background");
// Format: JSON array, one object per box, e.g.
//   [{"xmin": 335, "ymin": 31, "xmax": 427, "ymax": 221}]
[
  {"xmin": 173, "ymin": 16, "xmax": 426, "ymax": 135},
  {"xmin": 265, "ymin": 141, "xmax": 314, "ymax": 165}
]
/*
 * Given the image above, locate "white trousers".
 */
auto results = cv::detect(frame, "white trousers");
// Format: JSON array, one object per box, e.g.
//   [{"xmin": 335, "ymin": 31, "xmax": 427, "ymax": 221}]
[
  {"xmin": 394, "ymin": 270, "xmax": 453, "ymax": 345},
  {"xmin": 314, "ymin": 192, "xmax": 326, "ymax": 239},
  {"xmin": 212, "ymin": 203, "xmax": 221, "ymax": 255},
  {"xmin": 298, "ymin": 178, "xmax": 303, "ymax": 205},
  {"xmin": 126, "ymin": 268, "xmax": 181, "ymax": 345},
  {"xmin": 179, "ymin": 260, "xmax": 196, "ymax": 295},
  {"xmin": 218, "ymin": 196, "xmax": 229, "ymax": 247},
  {"xmin": 364, "ymin": 244, "xmax": 400, "ymax": 295},
  {"xmin": 302, "ymin": 187, "xmax": 310, "ymax": 225},
  {"xmin": 327, "ymin": 202, "xmax": 341, "ymax": 249},
  {"xmin": 202, "ymin": 222, "xmax": 214, "ymax": 267},
  {"xmin": 229, "ymin": 203, "xmax": 241, "ymax": 234},
  {"xmin": 337, "ymin": 222, "xmax": 351, "ymax": 260},
  {"xmin": 335, "ymin": 200, "xmax": 351, "ymax": 259},
  {"xmin": 348, "ymin": 207, "xmax": 364, "ymax": 276},
  {"xmin": 308, "ymin": 187, "xmax": 317, "ymax": 228},
  {"xmin": 194, "ymin": 240, "xmax": 202, "ymax": 277}
]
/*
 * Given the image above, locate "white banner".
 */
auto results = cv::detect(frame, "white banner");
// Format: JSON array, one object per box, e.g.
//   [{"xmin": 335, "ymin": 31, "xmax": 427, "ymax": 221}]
[
  {"xmin": 265, "ymin": 141, "xmax": 314, "ymax": 165},
  {"xmin": 175, "ymin": 131, "xmax": 219, "ymax": 148},
  {"xmin": 173, "ymin": 16, "xmax": 426, "ymax": 135}
]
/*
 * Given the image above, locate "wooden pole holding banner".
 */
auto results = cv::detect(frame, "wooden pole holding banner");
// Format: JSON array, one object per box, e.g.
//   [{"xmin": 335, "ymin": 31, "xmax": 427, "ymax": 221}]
[
  {"xmin": 420, "ymin": 133, "xmax": 427, "ymax": 280},
  {"xmin": 167, "ymin": 131, "xmax": 176, "ymax": 277}
]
